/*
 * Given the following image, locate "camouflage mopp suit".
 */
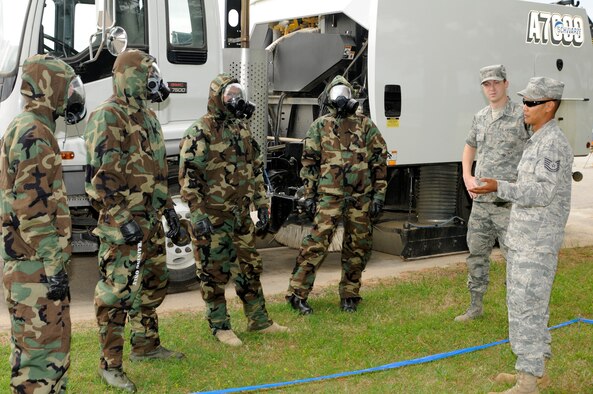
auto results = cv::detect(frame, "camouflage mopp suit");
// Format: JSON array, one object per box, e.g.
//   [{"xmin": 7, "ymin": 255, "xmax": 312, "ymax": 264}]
[
  {"xmin": 0, "ymin": 54, "xmax": 76, "ymax": 393},
  {"xmin": 179, "ymin": 73, "xmax": 275, "ymax": 333},
  {"xmin": 85, "ymin": 49, "xmax": 176, "ymax": 372},
  {"xmin": 286, "ymin": 75, "xmax": 388, "ymax": 308}
]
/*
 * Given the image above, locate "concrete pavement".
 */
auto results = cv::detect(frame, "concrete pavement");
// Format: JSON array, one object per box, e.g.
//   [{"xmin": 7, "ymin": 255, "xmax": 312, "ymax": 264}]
[{"xmin": 0, "ymin": 156, "xmax": 592, "ymax": 332}]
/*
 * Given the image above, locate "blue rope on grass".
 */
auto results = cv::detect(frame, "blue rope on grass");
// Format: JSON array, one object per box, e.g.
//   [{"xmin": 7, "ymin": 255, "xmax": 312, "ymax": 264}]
[{"xmin": 193, "ymin": 317, "xmax": 592, "ymax": 394}]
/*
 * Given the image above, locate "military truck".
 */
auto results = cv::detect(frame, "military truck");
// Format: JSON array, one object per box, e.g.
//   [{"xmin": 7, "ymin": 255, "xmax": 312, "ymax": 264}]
[
  {"xmin": 245, "ymin": 0, "xmax": 593, "ymax": 258},
  {"xmin": 1, "ymin": 0, "xmax": 592, "ymax": 290}
]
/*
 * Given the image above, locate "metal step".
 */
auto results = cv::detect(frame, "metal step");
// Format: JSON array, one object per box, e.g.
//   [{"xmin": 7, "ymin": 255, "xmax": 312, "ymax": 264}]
[
  {"xmin": 373, "ymin": 218, "xmax": 468, "ymax": 260},
  {"xmin": 72, "ymin": 235, "xmax": 99, "ymax": 254}
]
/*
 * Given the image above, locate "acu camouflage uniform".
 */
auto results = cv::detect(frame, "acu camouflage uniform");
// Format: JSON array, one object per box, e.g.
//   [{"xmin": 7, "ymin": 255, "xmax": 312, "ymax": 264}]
[
  {"xmin": 497, "ymin": 117, "xmax": 572, "ymax": 378},
  {"xmin": 0, "ymin": 54, "xmax": 73, "ymax": 393},
  {"xmin": 465, "ymin": 99, "xmax": 529, "ymax": 295},
  {"xmin": 179, "ymin": 73, "xmax": 273, "ymax": 333},
  {"xmin": 286, "ymin": 75, "xmax": 388, "ymax": 301},
  {"xmin": 85, "ymin": 50, "xmax": 174, "ymax": 370}
]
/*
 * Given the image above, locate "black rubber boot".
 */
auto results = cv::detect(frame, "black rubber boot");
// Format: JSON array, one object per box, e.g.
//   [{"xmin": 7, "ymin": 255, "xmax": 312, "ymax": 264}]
[
  {"xmin": 340, "ymin": 297, "xmax": 360, "ymax": 313},
  {"xmin": 287, "ymin": 294, "xmax": 313, "ymax": 315}
]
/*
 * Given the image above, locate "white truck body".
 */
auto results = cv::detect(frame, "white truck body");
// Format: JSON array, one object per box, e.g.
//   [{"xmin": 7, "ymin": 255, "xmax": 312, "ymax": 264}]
[
  {"xmin": 250, "ymin": 0, "xmax": 593, "ymax": 162},
  {"xmin": 249, "ymin": 0, "xmax": 593, "ymax": 258}
]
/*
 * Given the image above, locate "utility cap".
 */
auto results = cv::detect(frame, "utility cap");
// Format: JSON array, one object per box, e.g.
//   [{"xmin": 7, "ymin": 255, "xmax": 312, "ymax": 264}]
[
  {"xmin": 480, "ymin": 64, "xmax": 506, "ymax": 84},
  {"xmin": 517, "ymin": 77, "xmax": 564, "ymax": 100}
]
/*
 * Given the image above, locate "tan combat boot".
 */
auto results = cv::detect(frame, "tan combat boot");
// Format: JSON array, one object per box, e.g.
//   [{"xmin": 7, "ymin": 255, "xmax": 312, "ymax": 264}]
[
  {"xmin": 493, "ymin": 372, "xmax": 551, "ymax": 389},
  {"xmin": 489, "ymin": 371, "xmax": 539, "ymax": 394},
  {"xmin": 454, "ymin": 291, "xmax": 484, "ymax": 322},
  {"xmin": 257, "ymin": 322, "xmax": 289, "ymax": 334},
  {"xmin": 215, "ymin": 329, "xmax": 243, "ymax": 346}
]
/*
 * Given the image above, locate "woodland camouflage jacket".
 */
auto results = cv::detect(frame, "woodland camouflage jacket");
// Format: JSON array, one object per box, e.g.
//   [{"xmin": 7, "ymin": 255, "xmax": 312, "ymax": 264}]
[
  {"xmin": 301, "ymin": 75, "xmax": 388, "ymax": 202},
  {"xmin": 0, "ymin": 54, "xmax": 73, "ymax": 276},
  {"xmin": 85, "ymin": 50, "xmax": 173, "ymax": 243},
  {"xmin": 179, "ymin": 73, "xmax": 267, "ymax": 222}
]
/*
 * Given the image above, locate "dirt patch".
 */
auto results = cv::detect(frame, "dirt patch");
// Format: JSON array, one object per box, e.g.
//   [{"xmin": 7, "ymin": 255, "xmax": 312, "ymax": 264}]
[{"xmin": 0, "ymin": 334, "xmax": 10, "ymax": 346}]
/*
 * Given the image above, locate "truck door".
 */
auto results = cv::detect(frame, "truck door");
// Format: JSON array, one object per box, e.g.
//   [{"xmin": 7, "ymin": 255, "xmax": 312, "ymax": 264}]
[
  {"xmin": 39, "ymin": 0, "xmax": 222, "ymax": 160},
  {"xmin": 41, "ymin": 0, "xmax": 150, "ymax": 112},
  {"xmin": 39, "ymin": 0, "xmax": 141, "ymax": 194},
  {"xmin": 152, "ymin": 0, "xmax": 222, "ymax": 156},
  {"xmin": 39, "ymin": 0, "xmax": 149, "ymax": 158}
]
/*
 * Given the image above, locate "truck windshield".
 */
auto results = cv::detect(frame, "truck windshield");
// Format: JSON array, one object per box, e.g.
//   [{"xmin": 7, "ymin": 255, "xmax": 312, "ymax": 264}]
[
  {"xmin": 41, "ymin": 0, "xmax": 147, "ymax": 60},
  {"xmin": 0, "ymin": 0, "xmax": 29, "ymax": 75}
]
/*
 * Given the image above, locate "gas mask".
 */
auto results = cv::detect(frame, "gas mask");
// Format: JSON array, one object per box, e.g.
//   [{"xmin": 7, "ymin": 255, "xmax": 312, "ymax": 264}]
[
  {"xmin": 223, "ymin": 82, "xmax": 256, "ymax": 119},
  {"xmin": 147, "ymin": 62, "xmax": 170, "ymax": 103},
  {"xmin": 65, "ymin": 75, "xmax": 87, "ymax": 125},
  {"xmin": 328, "ymin": 84, "xmax": 359, "ymax": 117}
]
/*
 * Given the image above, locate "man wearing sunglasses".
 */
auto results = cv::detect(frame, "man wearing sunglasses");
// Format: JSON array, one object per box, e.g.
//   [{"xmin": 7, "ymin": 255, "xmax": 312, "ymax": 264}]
[
  {"xmin": 470, "ymin": 77, "xmax": 571, "ymax": 393},
  {"xmin": 456, "ymin": 65, "xmax": 530, "ymax": 322}
]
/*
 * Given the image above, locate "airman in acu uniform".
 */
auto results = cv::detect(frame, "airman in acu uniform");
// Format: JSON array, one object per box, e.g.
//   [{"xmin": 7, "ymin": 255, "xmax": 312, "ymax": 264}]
[
  {"xmin": 456, "ymin": 65, "xmax": 530, "ymax": 322},
  {"xmin": 471, "ymin": 77, "xmax": 571, "ymax": 394}
]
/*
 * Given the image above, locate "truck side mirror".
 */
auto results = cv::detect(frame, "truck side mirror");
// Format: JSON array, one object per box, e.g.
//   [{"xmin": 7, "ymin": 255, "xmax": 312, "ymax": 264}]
[
  {"xmin": 106, "ymin": 26, "xmax": 128, "ymax": 56},
  {"xmin": 87, "ymin": 1, "xmax": 127, "ymax": 62}
]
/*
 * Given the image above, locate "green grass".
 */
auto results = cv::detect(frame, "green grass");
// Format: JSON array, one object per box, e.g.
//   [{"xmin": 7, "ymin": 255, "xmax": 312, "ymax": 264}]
[{"xmin": 1, "ymin": 247, "xmax": 593, "ymax": 393}]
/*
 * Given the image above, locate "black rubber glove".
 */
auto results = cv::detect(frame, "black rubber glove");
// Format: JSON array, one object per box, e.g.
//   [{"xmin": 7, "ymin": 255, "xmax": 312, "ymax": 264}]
[
  {"xmin": 193, "ymin": 217, "xmax": 214, "ymax": 239},
  {"xmin": 303, "ymin": 198, "xmax": 317, "ymax": 221},
  {"xmin": 164, "ymin": 208, "xmax": 181, "ymax": 240},
  {"xmin": 120, "ymin": 220, "xmax": 143, "ymax": 245},
  {"xmin": 46, "ymin": 270, "xmax": 70, "ymax": 301},
  {"xmin": 256, "ymin": 207, "xmax": 269, "ymax": 229},
  {"xmin": 370, "ymin": 199, "xmax": 384, "ymax": 219},
  {"xmin": 172, "ymin": 223, "xmax": 191, "ymax": 246}
]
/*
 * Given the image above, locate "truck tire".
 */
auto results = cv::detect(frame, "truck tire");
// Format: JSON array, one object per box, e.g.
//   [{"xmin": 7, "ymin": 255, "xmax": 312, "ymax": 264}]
[
  {"xmin": 165, "ymin": 223, "xmax": 199, "ymax": 293},
  {"xmin": 164, "ymin": 198, "xmax": 199, "ymax": 294}
]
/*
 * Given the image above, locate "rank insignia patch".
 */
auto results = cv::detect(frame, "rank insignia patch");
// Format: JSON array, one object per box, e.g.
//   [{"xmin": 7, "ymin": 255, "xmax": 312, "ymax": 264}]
[{"xmin": 544, "ymin": 157, "xmax": 560, "ymax": 172}]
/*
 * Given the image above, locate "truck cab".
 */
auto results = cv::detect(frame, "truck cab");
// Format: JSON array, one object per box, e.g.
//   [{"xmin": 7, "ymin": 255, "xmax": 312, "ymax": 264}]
[{"xmin": 0, "ymin": 0, "xmax": 223, "ymax": 287}]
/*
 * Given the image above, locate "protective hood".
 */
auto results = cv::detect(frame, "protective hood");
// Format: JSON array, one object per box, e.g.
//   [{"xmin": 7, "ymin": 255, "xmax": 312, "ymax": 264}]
[
  {"xmin": 112, "ymin": 49, "xmax": 154, "ymax": 108},
  {"xmin": 324, "ymin": 75, "xmax": 353, "ymax": 103},
  {"xmin": 323, "ymin": 75, "xmax": 352, "ymax": 115},
  {"xmin": 20, "ymin": 54, "xmax": 77, "ymax": 119},
  {"xmin": 207, "ymin": 72, "xmax": 238, "ymax": 120}
]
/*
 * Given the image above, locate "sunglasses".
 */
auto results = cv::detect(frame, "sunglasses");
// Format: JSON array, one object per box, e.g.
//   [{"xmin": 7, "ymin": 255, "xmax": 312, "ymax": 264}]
[{"xmin": 522, "ymin": 99, "xmax": 555, "ymax": 107}]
